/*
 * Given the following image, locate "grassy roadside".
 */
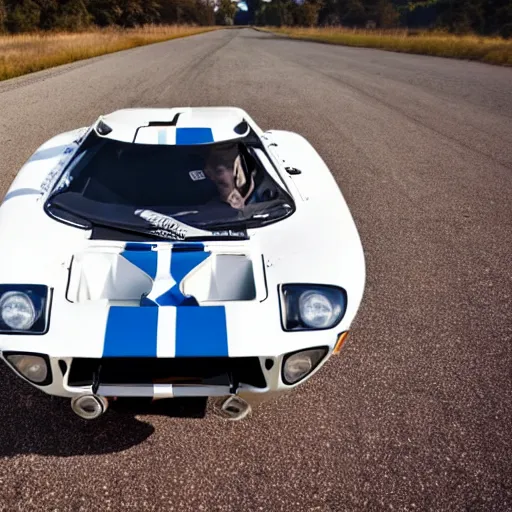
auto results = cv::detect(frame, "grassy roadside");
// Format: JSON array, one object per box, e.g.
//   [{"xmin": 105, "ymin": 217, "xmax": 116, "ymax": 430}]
[
  {"xmin": 258, "ymin": 27, "xmax": 512, "ymax": 66},
  {"xmin": 0, "ymin": 25, "xmax": 220, "ymax": 82}
]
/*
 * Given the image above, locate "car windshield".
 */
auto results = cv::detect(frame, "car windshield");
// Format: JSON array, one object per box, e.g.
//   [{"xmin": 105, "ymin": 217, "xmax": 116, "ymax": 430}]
[{"xmin": 47, "ymin": 130, "xmax": 294, "ymax": 240}]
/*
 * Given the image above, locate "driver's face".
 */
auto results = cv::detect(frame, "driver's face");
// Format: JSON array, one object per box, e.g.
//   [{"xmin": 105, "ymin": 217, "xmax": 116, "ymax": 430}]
[{"xmin": 206, "ymin": 164, "xmax": 235, "ymax": 197}]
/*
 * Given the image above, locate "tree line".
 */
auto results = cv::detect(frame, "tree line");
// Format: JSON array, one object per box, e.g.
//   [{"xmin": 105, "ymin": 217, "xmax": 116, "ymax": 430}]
[
  {"xmin": 0, "ymin": 0, "xmax": 216, "ymax": 32},
  {"xmin": 0, "ymin": 0, "xmax": 510, "ymax": 38},
  {"xmin": 251, "ymin": 0, "xmax": 511, "ymax": 37}
]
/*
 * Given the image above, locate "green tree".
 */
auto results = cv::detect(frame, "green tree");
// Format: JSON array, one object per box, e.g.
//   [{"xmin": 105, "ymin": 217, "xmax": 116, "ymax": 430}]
[
  {"xmin": 117, "ymin": 0, "xmax": 145, "ymax": 26},
  {"xmin": 88, "ymin": 0, "xmax": 160, "ymax": 27},
  {"xmin": 159, "ymin": 0, "xmax": 214, "ymax": 25},
  {"xmin": 34, "ymin": 0, "xmax": 58, "ymax": 30},
  {"xmin": 54, "ymin": 0, "xmax": 91, "ymax": 30},
  {"xmin": 215, "ymin": 0, "xmax": 236, "ymax": 25},
  {"xmin": 279, "ymin": 0, "xmax": 294, "ymax": 24},
  {"xmin": 0, "ymin": 0, "xmax": 7, "ymax": 31},
  {"xmin": 377, "ymin": 0, "xmax": 398, "ymax": 27},
  {"xmin": 483, "ymin": 0, "xmax": 512, "ymax": 36},
  {"xmin": 293, "ymin": 0, "xmax": 320, "ymax": 26},
  {"xmin": 436, "ymin": 0, "xmax": 485, "ymax": 33},
  {"xmin": 303, "ymin": 1, "xmax": 321, "ymax": 25},
  {"xmin": 196, "ymin": 0, "xmax": 215, "ymax": 24},
  {"xmin": 138, "ymin": 0, "xmax": 161, "ymax": 23},
  {"xmin": 257, "ymin": 0, "xmax": 281, "ymax": 25},
  {"xmin": 340, "ymin": 0, "xmax": 367, "ymax": 26},
  {"xmin": 318, "ymin": 0, "xmax": 340, "ymax": 25},
  {"xmin": 158, "ymin": 0, "xmax": 179, "ymax": 23},
  {"xmin": 5, "ymin": 0, "xmax": 41, "ymax": 32},
  {"xmin": 87, "ymin": 0, "xmax": 122, "ymax": 26}
]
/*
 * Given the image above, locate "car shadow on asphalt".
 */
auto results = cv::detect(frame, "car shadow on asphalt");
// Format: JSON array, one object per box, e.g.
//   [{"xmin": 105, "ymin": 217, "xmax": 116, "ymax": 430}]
[{"xmin": 0, "ymin": 369, "xmax": 207, "ymax": 458}]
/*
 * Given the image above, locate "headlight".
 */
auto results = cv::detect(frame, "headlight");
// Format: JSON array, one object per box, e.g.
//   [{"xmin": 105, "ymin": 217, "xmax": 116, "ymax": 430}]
[
  {"xmin": 0, "ymin": 285, "xmax": 50, "ymax": 334},
  {"xmin": 280, "ymin": 284, "xmax": 347, "ymax": 331},
  {"xmin": 299, "ymin": 291, "xmax": 336, "ymax": 328},
  {"xmin": 4, "ymin": 353, "xmax": 51, "ymax": 385},
  {"xmin": 282, "ymin": 347, "xmax": 328, "ymax": 384},
  {"xmin": 0, "ymin": 292, "xmax": 36, "ymax": 330}
]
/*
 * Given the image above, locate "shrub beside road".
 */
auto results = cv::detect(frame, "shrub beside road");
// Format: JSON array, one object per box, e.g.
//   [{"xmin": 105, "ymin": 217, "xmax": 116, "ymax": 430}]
[
  {"xmin": 260, "ymin": 27, "xmax": 512, "ymax": 66},
  {"xmin": 0, "ymin": 25, "xmax": 218, "ymax": 82}
]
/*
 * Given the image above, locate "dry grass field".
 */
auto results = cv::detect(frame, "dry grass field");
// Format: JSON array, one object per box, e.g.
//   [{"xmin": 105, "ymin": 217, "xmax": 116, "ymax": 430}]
[
  {"xmin": 262, "ymin": 26, "xmax": 512, "ymax": 66},
  {"xmin": 1, "ymin": 25, "xmax": 510, "ymax": 83},
  {"xmin": 0, "ymin": 25, "xmax": 218, "ymax": 81}
]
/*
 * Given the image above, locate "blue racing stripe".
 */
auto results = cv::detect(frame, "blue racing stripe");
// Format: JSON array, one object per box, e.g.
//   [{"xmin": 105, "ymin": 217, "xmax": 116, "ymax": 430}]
[
  {"xmin": 175, "ymin": 306, "xmax": 228, "ymax": 356},
  {"xmin": 176, "ymin": 128, "xmax": 214, "ymax": 145},
  {"xmin": 103, "ymin": 306, "xmax": 158, "ymax": 357},
  {"xmin": 154, "ymin": 247, "xmax": 210, "ymax": 306},
  {"xmin": 170, "ymin": 249, "xmax": 210, "ymax": 283},
  {"xmin": 121, "ymin": 249, "xmax": 158, "ymax": 279}
]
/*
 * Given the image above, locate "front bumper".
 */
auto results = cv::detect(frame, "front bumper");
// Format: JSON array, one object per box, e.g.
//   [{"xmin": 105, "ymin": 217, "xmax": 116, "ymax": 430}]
[{"xmin": 1, "ymin": 347, "xmax": 332, "ymax": 404}]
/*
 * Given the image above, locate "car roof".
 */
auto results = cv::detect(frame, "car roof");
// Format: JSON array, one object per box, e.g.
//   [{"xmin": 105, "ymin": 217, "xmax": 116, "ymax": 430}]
[{"xmin": 95, "ymin": 107, "xmax": 253, "ymax": 145}]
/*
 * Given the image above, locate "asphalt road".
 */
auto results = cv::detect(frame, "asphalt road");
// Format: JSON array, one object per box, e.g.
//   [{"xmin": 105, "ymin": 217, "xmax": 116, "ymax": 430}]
[{"xmin": 0, "ymin": 28, "xmax": 511, "ymax": 511}]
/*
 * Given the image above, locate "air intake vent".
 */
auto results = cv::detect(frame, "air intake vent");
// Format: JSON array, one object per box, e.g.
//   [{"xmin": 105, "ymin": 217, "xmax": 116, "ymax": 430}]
[
  {"xmin": 68, "ymin": 357, "xmax": 267, "ymax": 389},
  {"xmin": 96, "ymin": 120, "xmax": 112, "ymax": 135}
]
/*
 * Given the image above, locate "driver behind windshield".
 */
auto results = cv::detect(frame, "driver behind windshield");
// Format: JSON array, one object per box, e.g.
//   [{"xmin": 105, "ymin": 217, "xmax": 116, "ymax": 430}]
[{"xmin": 204, "ymin": 143, "xmax": 254, "ymax": 210}]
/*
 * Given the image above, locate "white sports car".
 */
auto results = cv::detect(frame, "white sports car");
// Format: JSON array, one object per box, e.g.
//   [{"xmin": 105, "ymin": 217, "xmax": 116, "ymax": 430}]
[{"xmin": 0, "ymin": 107, "xmax": 365, "ymax": 420}]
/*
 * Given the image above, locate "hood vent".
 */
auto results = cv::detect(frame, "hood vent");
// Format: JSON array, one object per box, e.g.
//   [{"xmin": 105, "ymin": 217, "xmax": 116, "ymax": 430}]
[{"xmin": 67, "ymin": 244, "xmax": 263, "ymax": 305}]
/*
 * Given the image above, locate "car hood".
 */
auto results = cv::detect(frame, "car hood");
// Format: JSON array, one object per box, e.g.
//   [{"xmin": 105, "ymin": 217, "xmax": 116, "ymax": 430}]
[{"xmin": 0, "ymin": 129, "xmax": 365, "ymax": 358}]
